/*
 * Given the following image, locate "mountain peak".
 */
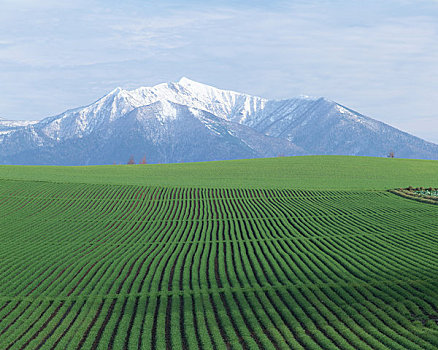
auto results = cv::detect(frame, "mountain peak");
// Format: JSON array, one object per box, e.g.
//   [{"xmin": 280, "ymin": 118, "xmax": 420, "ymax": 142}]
[
  {"xmin": 178, "ymin": 77, "xmax": 199, "ymax": 86},
  {"xmin": 177, "ymin": 77, "xmax": 218, "ymax": 92},
  {"xmin": 108, "ymin": 86, "xmax": 123, "ymax": 94}
]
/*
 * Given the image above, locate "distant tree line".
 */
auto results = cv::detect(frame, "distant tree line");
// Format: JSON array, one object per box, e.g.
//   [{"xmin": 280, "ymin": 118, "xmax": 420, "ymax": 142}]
[{"xmin": 126, "ymin": 155, "xmax": 147, "ymax": 165}]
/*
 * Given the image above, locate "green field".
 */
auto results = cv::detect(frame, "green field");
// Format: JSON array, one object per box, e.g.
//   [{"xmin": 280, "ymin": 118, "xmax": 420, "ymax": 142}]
[
  {"xmin": 1, "ymin": 156, "xmax": 437, "ymax": 189},
  {"xmin": 0, "ymin": 156, "xmax": 437, "ymax": 349}
]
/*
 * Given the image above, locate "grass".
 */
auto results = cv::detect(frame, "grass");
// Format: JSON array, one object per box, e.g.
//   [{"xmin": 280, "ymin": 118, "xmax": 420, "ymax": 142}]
[
  {"xmin": 0, "ymin": 155, "xmax": 437, "ymax": 189},
  {"xmin": 0, "ymin": 155, "xmax": 437, "ymax": 349}
]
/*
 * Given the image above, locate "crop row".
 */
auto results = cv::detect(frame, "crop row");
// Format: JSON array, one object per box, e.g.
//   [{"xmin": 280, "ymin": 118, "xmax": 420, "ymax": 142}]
[{"xmin": 0, "ymin": 180, "xmax": 437, "ymax": 349}]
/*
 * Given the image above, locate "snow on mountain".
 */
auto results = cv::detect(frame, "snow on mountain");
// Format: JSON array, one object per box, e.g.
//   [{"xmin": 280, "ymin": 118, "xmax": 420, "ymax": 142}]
[
  {"xmin": 176, "ymin": 77, "xmax": 268, "ymax": 123},
  {"xmin": 1, "ymin": 100, "xmax": 302, "ymax": 165},
  {"xmin": 0, "ymin": 118, "xmax": 38, "ymax": 129},
  {"xmin": 1, "ymin": 78, "xmax": 437, "ymax": 165},
  {"xmin": 0, "ymin": 118, "xmax": 39, "ymax": 141},
  {"xmin": 33, "ymin": 77, "xmax": 267, "ymax": 142}
]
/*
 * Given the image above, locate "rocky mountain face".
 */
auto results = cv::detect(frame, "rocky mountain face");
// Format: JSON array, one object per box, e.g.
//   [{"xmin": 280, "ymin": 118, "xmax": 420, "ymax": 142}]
[{"xmin": 1, "ymin": 78, "xmax": 437, "ymax": 165}]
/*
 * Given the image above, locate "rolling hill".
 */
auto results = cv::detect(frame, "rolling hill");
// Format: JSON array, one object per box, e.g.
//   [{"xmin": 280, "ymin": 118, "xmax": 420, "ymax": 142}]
[{"xmin": 1, "ymin": 155, "xmax": 437, "ymax": 190}]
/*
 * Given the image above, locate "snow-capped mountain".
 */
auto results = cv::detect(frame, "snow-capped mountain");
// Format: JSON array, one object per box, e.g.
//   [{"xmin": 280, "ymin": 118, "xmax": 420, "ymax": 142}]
[{"xmin": 1, "ymin": 78, "xmax": 437, "ymax": 165}]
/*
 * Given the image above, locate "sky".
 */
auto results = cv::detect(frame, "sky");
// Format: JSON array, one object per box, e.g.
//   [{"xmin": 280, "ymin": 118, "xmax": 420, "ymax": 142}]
[{"xmin": 1, "ymin": 0, "xmax": 437, "ymax": 143}]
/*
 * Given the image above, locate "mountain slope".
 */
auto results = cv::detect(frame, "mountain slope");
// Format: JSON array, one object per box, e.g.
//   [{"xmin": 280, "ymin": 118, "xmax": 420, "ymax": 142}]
[
  {"xmin": 1, "ymin": 78, "xmax": 437, "ymax": 165},
  {"xmin": 1, "ymin": 101, "xmax": 303, "ymax": 165},
  {"xmin": 246, "ymin": 98, "xmax": 438, "ymax": 158}
]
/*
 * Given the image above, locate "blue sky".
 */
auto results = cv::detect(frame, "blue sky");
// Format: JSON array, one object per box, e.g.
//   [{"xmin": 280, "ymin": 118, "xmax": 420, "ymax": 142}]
[{"xmin": 1, "ymin": 0, "xmax": 438, "ymax": 142}]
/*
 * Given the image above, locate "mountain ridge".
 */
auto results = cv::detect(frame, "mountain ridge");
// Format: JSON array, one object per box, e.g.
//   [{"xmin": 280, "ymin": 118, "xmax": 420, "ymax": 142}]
[{"xmin": 1, "ymin": 78, "xmax": 437, "ymax": 164}]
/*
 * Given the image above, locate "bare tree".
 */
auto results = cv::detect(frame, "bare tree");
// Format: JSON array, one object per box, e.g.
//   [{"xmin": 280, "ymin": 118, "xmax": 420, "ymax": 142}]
[
  {"xmin": 140, "ymin": 155, "xmax": 147, "ymax": 164},
  {"xmin": 127, "ymin": 155, "xmax": 135, "ymax": 164}
]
